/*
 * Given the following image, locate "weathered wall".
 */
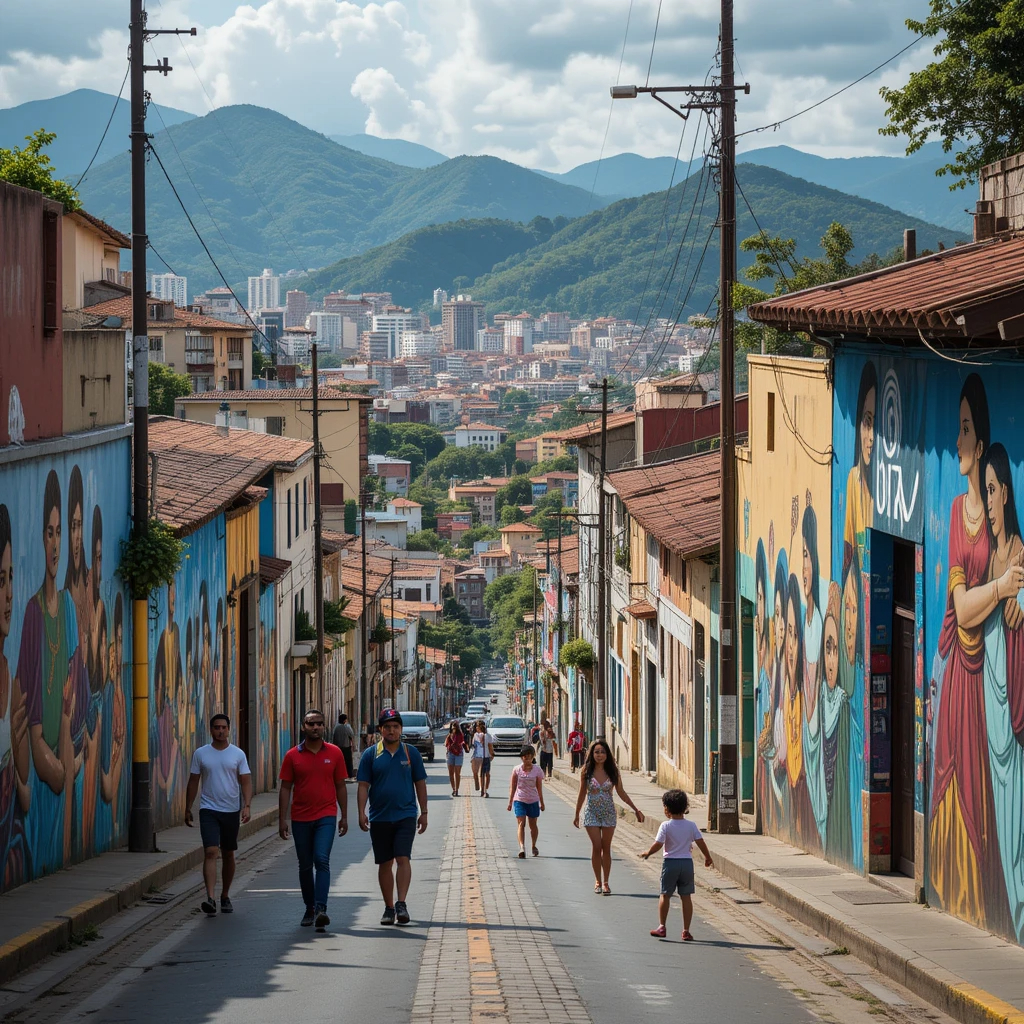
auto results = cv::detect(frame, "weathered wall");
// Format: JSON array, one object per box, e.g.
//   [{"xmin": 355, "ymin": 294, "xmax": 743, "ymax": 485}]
[
  {"xmin": 62, "ymin": 329, "xmax": 127, "ymax": 433},
  {"xmin": 1, "ymin": 433, "xmax": 131, "ymax": 891}
]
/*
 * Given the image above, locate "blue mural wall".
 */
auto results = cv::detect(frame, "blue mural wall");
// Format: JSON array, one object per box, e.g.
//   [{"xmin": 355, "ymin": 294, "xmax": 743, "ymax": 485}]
[
  {"xmin": 257, "ymin": 582, "xmax": 278, "ymax": 793},
  {"xmin": 148, "ymin": 516, "xmax": 226, "ymax": 832},
  {"xmin": 0, "ymin": 437, "xmax": 132, "ymax": 892}
]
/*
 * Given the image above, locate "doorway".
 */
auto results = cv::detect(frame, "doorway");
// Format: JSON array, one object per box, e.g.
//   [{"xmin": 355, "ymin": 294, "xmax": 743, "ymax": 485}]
[
  {"xmin": 646, "ymin": 658, "xmax": 657, "ymax": 772},
  {"xmin": 694, "ymin": 623, "xmax": 706, "ymax": 793},
  {"xmin": 891, "ymin": 540, "xmax": 916, "ymax": 877},
  {"xmin": 238, "ymin": 589, "xmax": 251, "ymax": 758}
]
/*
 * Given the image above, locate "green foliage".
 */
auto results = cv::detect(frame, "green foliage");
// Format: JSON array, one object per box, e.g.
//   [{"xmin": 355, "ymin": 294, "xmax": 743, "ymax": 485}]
[
  {"xmin": 500, "ymin": 505, "xmax": 527, "ymax": 526},
  {"xmin": 459, "ymin": 525, "xmax": 499, "ymax": 547},
  {"xmin": 879, "ymin": 0, "xmax": 1024, "ymax": 187},
  {"xmin": 149, "ymin": 361, "xmax": 192, "ymax": 416},
  {"xmin": 528, "ymin": 492, "xmax": 567, "ymax": 539},
  {"xmin": 420, "ymin": 618, "xmax": 487, "ymax": 677},
  {"xmin": 324, "ymin": 597, "xmax": 356, "ymax": 635},
  {"xmin": 485, "ymin": 568, "xmax": 539, "ymax": 656},
  {"xmin": 0, "ymin": 130, "xmax": 81, "ymax": 209},
  {"xmin": 406, "ymin": 529, "xmax": 449, "ymax": 553},
  {"xmin": 559, "ymin": 637, "xmax": 595, "ymax": 672},
  {"xmin": 370, "ymin": 612, "xmax": 392, "ymax": 646},
  {"xmin": 547, "ymin": 398, "xmax": 588, "ymax": 432},
  {"xmin": 117, "ymin": 520, "xmax": 184, "ymax": 599},
  {"xmin": 294, "ymin": 609, "xmax": 316, "ymax": 642},
  {"xmin": 252, "ymin": 349, "xmax": 270, "ymax": 380},
  {"xmin": 495, "ymin": 475, "xmax": 533, "ymax": 515},
  {"xmin": 533, "ymin": 454, "xmax": 577, "ymax": 474},
  {"xmin": 344, "ymin": 499, "xmax": 357, "ymax": 534}
]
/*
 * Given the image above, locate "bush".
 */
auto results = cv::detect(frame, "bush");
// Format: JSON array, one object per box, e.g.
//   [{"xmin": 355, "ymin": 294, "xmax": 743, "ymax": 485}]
[
  {"xmin": 117, "ymin": 520, "xmax": 185, "ymax": 599},
  {"xmin": 295, "ymin": 609, "xmax": 316, "ymax": 641},
  {"xmin": 559, "ymin": 637, "xmax": 594, "ymax": 672}
]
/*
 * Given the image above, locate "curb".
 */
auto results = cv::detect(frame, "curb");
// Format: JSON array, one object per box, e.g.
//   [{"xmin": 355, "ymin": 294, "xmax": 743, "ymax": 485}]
[
  {"xmin": 0, "ymin": 806, "xmax": 278, "ymax": 983},
  {"xmin": 549, "ymin": 768, "xmax": 1021, "ymax": 1024}
]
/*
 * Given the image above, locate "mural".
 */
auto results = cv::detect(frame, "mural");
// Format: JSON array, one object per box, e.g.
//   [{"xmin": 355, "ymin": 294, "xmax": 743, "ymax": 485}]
[
  {"xmin": 0, "ymin": 441, "xmax": 132, "ymax": 892},
  {"xmin": 257, "ymin": 583, "xmax": 278, "ymax": 793},
  {"xmin": 149, "ymin": 517, "xmax": 227, "ymax": 832},
  {"xmin": 924, "ymin": 369, "xmax": 1024, "ymax": 942}
]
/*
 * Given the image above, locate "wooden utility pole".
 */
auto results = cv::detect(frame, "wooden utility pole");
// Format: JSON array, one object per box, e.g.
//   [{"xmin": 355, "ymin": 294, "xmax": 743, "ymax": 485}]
[
  {"xmin": 589, "ymin": 378, "xmax": 609, "ymax": 731},
  {"xmin": 360, "ymin": 487, "xmax": 369, "ymax": 738},
  {"xmin": 312, "ymin": 345, "xmax": 325, "ymax": 701},
  {"xmin": 390, "ymin": 553, "xmax": 397, "ymax": 707},
  {"xmin": 128, "ymin": 0, "xmax": 194, "ymax": 855}
]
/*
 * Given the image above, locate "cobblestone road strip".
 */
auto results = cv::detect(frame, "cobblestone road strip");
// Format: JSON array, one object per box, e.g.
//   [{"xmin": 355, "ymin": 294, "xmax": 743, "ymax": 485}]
[{"xmin": 411, "ymin": 797, "xmax": 592, "ymax": 1024}]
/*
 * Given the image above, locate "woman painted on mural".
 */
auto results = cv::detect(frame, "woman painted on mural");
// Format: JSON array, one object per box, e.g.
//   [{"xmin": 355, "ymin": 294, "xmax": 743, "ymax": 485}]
[
  {"xmin": 0, "ymin": 504, "xmax": 30, "ymax": 889},
  {"xmin": 842, "ymin": 549, "xmax": 866, "ymax": 870},
  {"xmin": 63, "ymin": 467, "xmax": 91, "ymax": 653},
  {"xmin": 844, "ymin": 362, "xmax": 877, "ymax": 579},
  {"xmin": 80, "ymin": 506, "xmax": 107, "ymax": 859},
  {"xmin": 18, "ymin": 470, "xmax": 87, "ymax": 873},
  {"xmin": 980, "ymin": 441, "xmax": 1024, "ymax": 941},
  {"xmin": 931, "ymin": 373, "xmax": 1019, "ymax": 934},
  {"xmin": 754, "ymin": 540, "xmax": 775, "ymax": 833},
  {"xmin": 108, "ymin": 595, "xmax": 129, "ymax": 843},
  {"xmin": 820, "ymin": 580, "xmax": 853, "ymax": 864},
  {"xmin": 213, "ymin": 598, "xmax": 224, "ymax": 714},
  {"xmin": 801, "ymin": 504, "xmax": 827, "ymax": 847},
  {"xmin": 768, "ymin": 551, "xmax": 790, "ymax": 818},
  {"xmin": 153, "ymin": 578, "xmax": 182, "ymax": 824},
  {"xmin": 198, "ymin": 583, "xmax": 212, "ymax": 746},
  {"xmin": 785, "ymin": 572, "xmax": 819, "ymax": 851}
]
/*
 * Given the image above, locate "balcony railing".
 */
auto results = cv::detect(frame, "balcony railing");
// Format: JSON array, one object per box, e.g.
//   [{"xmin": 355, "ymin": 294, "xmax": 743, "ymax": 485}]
[{"xmin": 185, "ymin": 349, "xmax": 215, "ymax": 366}]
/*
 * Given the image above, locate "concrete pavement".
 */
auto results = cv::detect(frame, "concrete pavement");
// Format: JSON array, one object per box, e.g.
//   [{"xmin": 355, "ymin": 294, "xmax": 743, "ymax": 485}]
[{"xmin": 546, "ymin": 755, "xmax": 1024, "ymax": 1024}]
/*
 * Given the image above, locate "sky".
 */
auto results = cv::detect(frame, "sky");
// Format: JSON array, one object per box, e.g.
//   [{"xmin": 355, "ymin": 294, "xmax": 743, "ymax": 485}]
[{"xmin": 0, "ymin": 0, "xmax": 937, "ymax": 171}]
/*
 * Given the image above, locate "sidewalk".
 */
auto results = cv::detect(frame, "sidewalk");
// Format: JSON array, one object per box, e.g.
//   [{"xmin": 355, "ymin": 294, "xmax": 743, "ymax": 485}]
[
  {"xmin": 549, "ymin": 755, "xmax": 1024, "ymax": 1024},
  {"xmin": 0, "ymin": 791, "xmax": 279, "ymax": 980}
]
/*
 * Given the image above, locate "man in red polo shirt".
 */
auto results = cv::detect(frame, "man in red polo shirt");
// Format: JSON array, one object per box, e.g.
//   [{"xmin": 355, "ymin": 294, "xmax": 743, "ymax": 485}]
[{"xmin": 279, "ymin": 709, "xmax": 348, "ymax": 932}]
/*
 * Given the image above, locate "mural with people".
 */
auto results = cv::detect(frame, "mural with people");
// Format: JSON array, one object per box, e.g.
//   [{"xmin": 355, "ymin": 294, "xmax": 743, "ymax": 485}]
[{"xmin": 0, "ymin": 443, "xmax": 132, "ymax": 892}]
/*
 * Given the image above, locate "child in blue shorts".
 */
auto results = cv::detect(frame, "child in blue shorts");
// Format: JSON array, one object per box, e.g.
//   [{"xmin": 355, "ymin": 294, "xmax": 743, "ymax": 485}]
[
  {"xmin": 507, "ymin": 745, "xmax": 545, "ymax": 858},
  {"xmin": 639, "ymin": 789, "xmax": 713, "ymax": 941}
]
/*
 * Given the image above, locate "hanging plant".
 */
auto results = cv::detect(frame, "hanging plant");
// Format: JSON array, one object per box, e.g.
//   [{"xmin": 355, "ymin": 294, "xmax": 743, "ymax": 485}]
[
  {"xmin": 559, "ymin": 637, "xmax": 595, "ymax": 672},
  {"xmin": 295, "ymin": 609, "xmax": 316, "ymax": 642},
  {"xmin": 117, "ymin": 519, "xmax": 185, "ymax": 599},
  {"xmin": 370, "ymin": 612, "xmax": 392, "ymax": 646}
]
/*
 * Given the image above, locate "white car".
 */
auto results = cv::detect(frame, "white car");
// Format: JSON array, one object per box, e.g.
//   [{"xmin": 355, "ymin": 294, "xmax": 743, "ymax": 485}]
[{"xmin": 488, "ymin": 715, "xmax": 529, "ymax": 755}]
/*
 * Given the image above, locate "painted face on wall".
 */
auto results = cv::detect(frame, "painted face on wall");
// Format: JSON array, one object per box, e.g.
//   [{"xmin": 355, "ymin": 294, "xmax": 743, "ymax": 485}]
[
  {"xmin": 860, "ymin": 386, "xmax": 876, "ymax": 472},
  {"xmin": 824, "ymin": 613, "xmax": 839, "ymax": 691},
  {"xmin": 786, "ymin": 593, "xmax": 800, "ymax": 688},
  {"xmin": 0, "ymin": 540, "xmax": 12, "ymax": 641},
  {"xmin": 69, "ymin": 502, "xmax": 83, "ymax": 571},
  {"xmin": 843, "ymin": 570, "xmax": 858, "ymax": 665},
  {"xmin": 957, "ymin": 397, "xmax": 982, "ymax": 478},
  {"xmin": 985, "ymin": 461, "xmax": 1006, "ymax": 538},
  {"xmin": 93, "ymin": 536, "xmax": 102, "ymax": 586},
  {"xmin": 774, "ymin": 589, "xmax": 784, "ymax": 663},
  {"xmin": 756, "ymin": 580, "xmax": 766, "ymax": 643},
  {"xmin": 168, "ymin": 578, "xmax": 176, "ymax": 621},
  {"xmin": 802, "ymin": 540, "xmax": 812, "ymax": 603},
  {"xmin": 45, "ymin": 506, "xmax": 61, "ymax": 583}
]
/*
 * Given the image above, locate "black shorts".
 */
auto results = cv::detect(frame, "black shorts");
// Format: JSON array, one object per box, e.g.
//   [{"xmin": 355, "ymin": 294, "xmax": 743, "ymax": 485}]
[
  {"xmin": 369, "ymin": 817, "xmax": 417, "ymax": 864},
  {"xmin": 199, "ymin": 809, "xmax": 240, "ymax": 852}
]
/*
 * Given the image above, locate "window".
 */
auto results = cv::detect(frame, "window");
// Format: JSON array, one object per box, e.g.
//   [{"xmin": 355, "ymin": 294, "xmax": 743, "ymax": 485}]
[
  {"xmin": 43, "ymin": 209, "xmax": 58, "ymax": 335},
  {"xmin": 303, "ymin": 478, "xmax": 308, "ymax": 531},
  {"xmin": 766, "ymin": 392, "xmax": 776, "ymax": 452},
  {"xmin": 149, "ymin": 336, "xmax": 164, "ymax": 355},
  {"xmin": 266, "ymin": 416, "xmax": 284, "ymax": 436},
  {"xmin": 426, "ymin": 585, "xmax": 432, "ymax": 601},
  {"xmin": 287, "ymin": 489, "xmax": 292, "ymax": 547},
  {"xmin": 295, "ymin": 484, "xmax": 300, "ymax": 532}
]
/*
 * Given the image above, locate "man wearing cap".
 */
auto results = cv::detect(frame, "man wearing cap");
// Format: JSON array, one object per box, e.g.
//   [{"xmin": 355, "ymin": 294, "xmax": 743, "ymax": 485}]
[{"xmin": 357, "ymin": 708, "xmax": 428, "ymax": 926}]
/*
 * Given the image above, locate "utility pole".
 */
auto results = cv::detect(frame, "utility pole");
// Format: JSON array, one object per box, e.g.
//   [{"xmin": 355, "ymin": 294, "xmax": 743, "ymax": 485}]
[
  {"xmin": 128, "ymin": 0, "xmax": 194, "ymax": 855},
  {"xmin": 609, "ymin": 0, "xmax": 747, "ymax": 833},
  {"xmin": 390, "ymin": 553, "xmax": 397, "ymax": 707},
  {"xmin": 717, "ymin": 0, "xmax": 741, "ymax": 835},
  {"xmin": 312, "ymin": 345, "xmax": 325, "ymax": 703},
  {"xmin": 532, "ymin": 572, "xmax": 540, "ymax": 722},
  {"xmin": 588, "ymin": 377, "xmax": 609, "ymax": 732},
  {"xmin": 360, "ymin": 486, "xmax": 369, "ymax": 738}
]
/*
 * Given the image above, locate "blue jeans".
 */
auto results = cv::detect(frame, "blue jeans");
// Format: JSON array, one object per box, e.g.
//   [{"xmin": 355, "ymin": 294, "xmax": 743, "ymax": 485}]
[{"xmin": 291, "ymin": 816, "xmax": 335, "ymax": 909}]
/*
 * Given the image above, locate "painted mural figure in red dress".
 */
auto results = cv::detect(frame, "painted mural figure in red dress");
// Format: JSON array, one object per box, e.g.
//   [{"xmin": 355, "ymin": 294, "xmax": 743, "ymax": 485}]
[{"xmin": 930, "ymin": 374, "xmax": 1022, "ymax": 934}]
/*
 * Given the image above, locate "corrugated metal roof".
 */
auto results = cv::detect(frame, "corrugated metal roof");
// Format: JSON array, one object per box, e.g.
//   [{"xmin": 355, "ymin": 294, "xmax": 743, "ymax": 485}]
[
  {"xmin": 554, "ymin": 411, "xmax": 635, "ymax": 443},
  {"xmin": 259, "ymin": 555, "xmax": 291, "ymax": 585},
  {"xmin": 608, "ymin": 451, "xmax": 720, "ymax": 560},
  {"xmin": 747, "ymin": 235, "xmax": 1024, "ymax": 339}
]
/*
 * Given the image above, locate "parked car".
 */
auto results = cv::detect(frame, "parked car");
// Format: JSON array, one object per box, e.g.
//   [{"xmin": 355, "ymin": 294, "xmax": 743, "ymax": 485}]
[
  {"xmin": 488, "ymin": 715, "xmax": 530, "ymax": 755},
  {"xmin": 490, "ymin": 694, "xmax": 499, "ymax": 703},
  {"xmin": 400, "ymin": 711, "xmax": 436, "ymax": 762},
  {"xmin": 465, "ymin": 704, "xmax": 488, "ymax": 720}
]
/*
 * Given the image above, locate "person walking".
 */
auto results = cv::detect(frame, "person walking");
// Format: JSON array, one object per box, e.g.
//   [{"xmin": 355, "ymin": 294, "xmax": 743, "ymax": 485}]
[
  {"xmin": 185, "ymin": 713, "xmax": 252, "ymax": 916},
  {"xmin": 640, "ymin": 789, "xmax": 713, "ymax": 941},
  {"xmin": 332, "ymin": 712, "xmax": 356, "ymax": 780},
  {"xmin": 573, "ymin": 738, "xmax": 645, "ymax": 895},
  {"xmin": 357, "ymin": 709, "xmax": 428, "ymax": 926},
  {"xmin": 538, "ymin": 720, "xmax": 558, "ymax": 778},
  {"xmin": 444, "ymin": 720, "xmax": 467, "ymax": 796},
  {"xmin": 278, "ymin": 709, "xmax": 348, "ymax": 933},
  {"xmin": 567, "ymin": 721, "xmax": 586, "ymax": 773},
  {"xmin": 470, "ymin": 719, "xmax": 495, "ymax": 798},
  {"xmin": 507, "ymin": 745, "xmax": 545, "ymax": 858}
]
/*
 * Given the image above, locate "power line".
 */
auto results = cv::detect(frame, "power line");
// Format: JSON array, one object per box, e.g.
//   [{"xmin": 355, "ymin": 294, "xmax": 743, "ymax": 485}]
[
  {"xmin": 147, "ymin": 141, "xmax": 275, "ymax": 355},
  {"xmin": 148, "ymin": 239, "xmax": 178, "ymax": 276},
  {"xmin": 73, "ymin": 60, "xmax": 130, "ymax": 189},
  {"xmin": 645, "ymin": 0, "xmax": 663, "ymax": 86}
]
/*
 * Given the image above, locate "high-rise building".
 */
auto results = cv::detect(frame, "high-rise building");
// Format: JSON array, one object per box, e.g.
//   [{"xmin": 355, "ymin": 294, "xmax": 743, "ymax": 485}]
[
  {"xmin": 306, "ymin": 311, "xmax": 343, "ymax": 351},
  {"xmin": 151, "ymin": 272, "xmax": 187, "ymax": 307},
  {"xmin": 247, "ymin": 268, "xmax": 280, "ymax": 313},
  {"xmin": 433, "ymin": 288, "xmax": 449, "ymax": 307},
  {"xmin": 503, "ymin": 312, "xmax": 534, "ymax": 354},
  {"xmin": 324, "ymin": 292, "xmax": 372, "ymax": 333},
  {"xmin": 477, "ymin": 327, "xmax": 505, "ymax": 352},
  {"xmin": 372, "ymin": 309, "xmax": 424, "ymax": 360},
  {"xmin": 400, "ymin": 330, "xmax": 439, "ymax": 358},
  {"xmin": 539, "ymin": 311, "xmax": 570, "ymax": 342},
  {"xmin": 360, "ymin": 331, "xmax": 391, "ymax": 363},
  {"xmin": 285, "ymin": 289, "xmax": 310, "ymax": 328},
  {"xmin": 442, "ymin": 296, "xmax": 486, "ymax": 351}
]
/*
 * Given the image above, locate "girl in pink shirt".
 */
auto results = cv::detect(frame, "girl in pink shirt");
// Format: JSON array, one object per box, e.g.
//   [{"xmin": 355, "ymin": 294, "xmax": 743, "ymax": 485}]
[{"xmin": 507, "ymin": 745, "xmax": 545, "ymax": 858}]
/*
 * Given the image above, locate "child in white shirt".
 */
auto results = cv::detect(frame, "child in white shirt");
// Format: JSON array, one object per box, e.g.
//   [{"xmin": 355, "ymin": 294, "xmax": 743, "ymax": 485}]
[{"xmin": 639, "ymin": 788, "xmax": 713, "ymax": 941}]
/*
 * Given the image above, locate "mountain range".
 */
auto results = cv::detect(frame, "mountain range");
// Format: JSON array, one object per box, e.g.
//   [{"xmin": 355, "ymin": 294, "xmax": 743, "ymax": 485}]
[{"xmin": 299, "ymin": 165, "xmax": 967, "ymax": 320}]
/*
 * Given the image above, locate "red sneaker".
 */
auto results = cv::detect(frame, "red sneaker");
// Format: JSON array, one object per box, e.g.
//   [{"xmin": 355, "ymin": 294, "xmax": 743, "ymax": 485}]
[
  {"xmin": 682, "ymin": 930, "xmax": 694, "ymax": 941},
  {"xmin": 650, "ymin": 925, "xmax": 667, "ymax": 938}
]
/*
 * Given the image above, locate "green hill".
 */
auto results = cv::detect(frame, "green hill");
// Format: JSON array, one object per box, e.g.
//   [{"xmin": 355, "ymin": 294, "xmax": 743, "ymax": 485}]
[
  {"xmin": 296, "ymin": 218, "xmax": 562, "ymax": 309},
  {"xmin": 75, "ymin": 104, "xmax": 607, "ymax": 294}
]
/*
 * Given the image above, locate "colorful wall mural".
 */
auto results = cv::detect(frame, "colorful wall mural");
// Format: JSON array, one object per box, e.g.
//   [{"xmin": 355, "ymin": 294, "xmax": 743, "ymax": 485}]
[
  {"xmin": 258, "ymin": 582, "xmax": 278, "ymax": 793},
  {"xmin": 0, "ymin": 438, "xmax": 132, "ymax": 892}
]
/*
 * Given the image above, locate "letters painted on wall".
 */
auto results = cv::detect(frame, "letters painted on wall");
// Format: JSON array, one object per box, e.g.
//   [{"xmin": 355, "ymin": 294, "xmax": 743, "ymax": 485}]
[{"xmin": 0, "ymin": 439, "xmax": 131, "ymax": 892}]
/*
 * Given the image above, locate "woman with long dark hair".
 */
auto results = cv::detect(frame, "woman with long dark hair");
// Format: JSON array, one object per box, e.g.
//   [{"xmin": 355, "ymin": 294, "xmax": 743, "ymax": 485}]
[
  {"xmin": 444, "ymin": 720, "xmax": 467, "ymax": 796},
  {"xmin": 931, "ymin": 374, "xmax": 1019, "ymax": 934},
  {"xmin": 573, "ymin": 738, "xmax": 645, "ymax": 895},
  {"xmin": 981, "ymin": 441, "xmax": 1024, "ymax": 940},
  {"xmin": 844, "ymin": 362, "xmax": 876, "ymax": 578},
  {"xmin": 801, "ymin": 504, "xmax": 827, "ymax": 847}
]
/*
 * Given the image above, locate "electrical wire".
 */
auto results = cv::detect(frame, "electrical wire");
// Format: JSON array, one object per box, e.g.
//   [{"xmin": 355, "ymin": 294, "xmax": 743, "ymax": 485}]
[
  {"xmin": 645, "ymin": 0, "xmax": 663, "ymax": 86},
  {"xmin": 148, "ymin": 239, "xmax": 179, "ymax": 276},
  {"xmin": 147, "ymin": 141, "xmax": 275, "ymax": 353},
  {"xmin": 73, "ymin": 60, "xmax": 130, "ymax": 189}
]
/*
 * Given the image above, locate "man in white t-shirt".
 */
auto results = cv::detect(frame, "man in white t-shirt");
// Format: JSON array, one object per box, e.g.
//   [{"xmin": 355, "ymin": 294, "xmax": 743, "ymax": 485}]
[{"xmin": 185, "ymin": 714, "xmax": 252, "ymax": 916}]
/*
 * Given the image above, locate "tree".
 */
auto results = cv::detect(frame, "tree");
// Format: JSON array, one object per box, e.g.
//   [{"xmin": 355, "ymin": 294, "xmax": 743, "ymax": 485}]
[
  {"xmin": 389, "ymin": 442, "xmax": 426, "ymax": 478},
  {"xmin": 149, "ymin": 361, "xmax": 192, "ymax": 415},
  {"xmin": 252, "ymin": 349, "xmax": 270, "ymax": 380},
  {"xmin": 879, "ymin": 1, "xmax": 1024, "ymax": 187},
  {"xmin": 0, "ymin": 130, "xmax": 81, "ymax": 209},
  {"xmin": 500, "ymin": 504, "xmax": 527, "ymax": 526},
  {"xmin": 495, "ymin": 474, "xmax": 533, "ymax": 515}
]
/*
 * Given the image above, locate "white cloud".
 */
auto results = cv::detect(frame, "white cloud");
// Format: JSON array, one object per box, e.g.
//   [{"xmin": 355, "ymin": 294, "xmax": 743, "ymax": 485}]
[{"xmin": 0, "ymin": 0, "xmax": 938, "ymax": 170}]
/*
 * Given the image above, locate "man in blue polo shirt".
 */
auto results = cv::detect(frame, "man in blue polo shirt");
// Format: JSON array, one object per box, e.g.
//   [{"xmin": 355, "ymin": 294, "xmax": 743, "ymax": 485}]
[{"xmin": 357, "ymin": 708, "xmax": 428, "ymax": 926}]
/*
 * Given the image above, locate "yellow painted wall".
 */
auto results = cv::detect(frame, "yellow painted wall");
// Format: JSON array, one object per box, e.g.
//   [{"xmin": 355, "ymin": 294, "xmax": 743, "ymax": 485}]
[{"xmin": 62, "ymin": 329, "xmax": 127, "ymax": 432}]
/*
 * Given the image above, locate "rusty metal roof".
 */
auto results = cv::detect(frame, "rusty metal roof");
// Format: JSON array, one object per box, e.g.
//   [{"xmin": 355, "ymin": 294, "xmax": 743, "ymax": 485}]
[
  {"xmin": 625, "ymin": 599, "xmax": 657, "ymax": 619},
  {"xmin": 259, "ymin": 555, "xmax": 291, "ymax": 585},
  {"xmin": 747, "ymin": 235, "xmax": 1024, "ymax": 340},
  {"xmin": 608, "ymin": 451, "xmax": 720, "ymax": 560}
]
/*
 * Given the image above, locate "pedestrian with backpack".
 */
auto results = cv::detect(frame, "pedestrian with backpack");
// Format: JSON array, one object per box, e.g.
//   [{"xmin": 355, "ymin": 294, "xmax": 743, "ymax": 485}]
[
  {"xmin": 567, "ymin": 720, "xmax": 586, "ymax": 773},
  {"xmin": 357, "ymin": 709, "xmax": 428, "ymax": 926}
]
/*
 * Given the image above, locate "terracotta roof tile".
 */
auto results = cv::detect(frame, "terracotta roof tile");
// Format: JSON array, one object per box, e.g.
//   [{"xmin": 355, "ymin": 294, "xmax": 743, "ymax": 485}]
[
  {"xmin": 499, "ymin": 523, "xmax": 543, "ymax": 533},
  {"xmin": 608, "ymin": 451, "xmax": 720, "ymax": 559},
  {"xmin": 81, "ymin": 295, "xmax": 250, "ymax": 331},
  {"xmin": 177, "ymin": 387, "xmax": 373, "ymax": 403},
  {"xmin": 260, "ymin": 555, "xmax": 291, "ymax": 585},
  {"xmin": 553, "ymin": 411, "xmax": 634, "ymax": 443},
  {"xmin": 149, "ymin": 416, "xmax": 313, "ymax": 468}
]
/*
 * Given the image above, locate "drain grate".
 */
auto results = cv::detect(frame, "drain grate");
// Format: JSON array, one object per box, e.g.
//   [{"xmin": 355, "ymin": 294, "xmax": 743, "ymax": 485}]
[{"xmin": 833, "ymin": 888, "xmax": 911, "ymax": 905}]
